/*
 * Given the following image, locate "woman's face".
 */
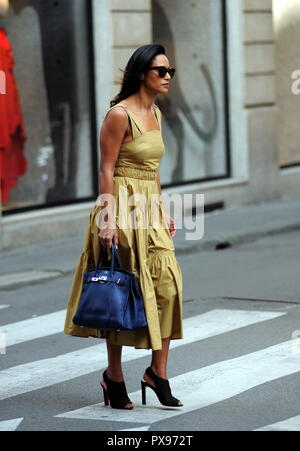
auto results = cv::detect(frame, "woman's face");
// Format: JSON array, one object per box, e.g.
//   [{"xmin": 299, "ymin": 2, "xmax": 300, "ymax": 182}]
[{"xmin": 142, "ymin": 54, "xmax": 173, "ymax": 94}]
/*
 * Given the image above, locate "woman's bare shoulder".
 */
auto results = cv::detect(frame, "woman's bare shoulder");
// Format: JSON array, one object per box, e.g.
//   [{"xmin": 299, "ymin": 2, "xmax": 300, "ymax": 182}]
[
  {"xmin": 103, "ymin": 104, "xmax": 128, "ymax": 123},
  {"xmin": 107, "ymin": 104, "xmax": 128, "ymax": 115}
]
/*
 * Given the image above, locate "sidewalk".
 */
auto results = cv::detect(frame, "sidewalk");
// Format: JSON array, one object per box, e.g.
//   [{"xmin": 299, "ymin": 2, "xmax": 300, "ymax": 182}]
[
  {"xmin": 174, "ymin": 197, "xmax": 300, "ymax": 252},
  {"xmin": 0, "ymin": 198, "xmax": 299, "ymax": 290}
]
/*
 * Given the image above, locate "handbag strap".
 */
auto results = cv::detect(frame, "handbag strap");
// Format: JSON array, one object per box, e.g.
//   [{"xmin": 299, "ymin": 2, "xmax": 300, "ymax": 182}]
[
  {"xmin": 110, "ymin": 242, "xmax": 123, "ymax": 271},
  {"xmin": 96, "ymin": 242, "xmax": 123, "ymax": 271},
  {"xmin": 96, "ymin": 244, "xmax": 109, "ymax": 269}
]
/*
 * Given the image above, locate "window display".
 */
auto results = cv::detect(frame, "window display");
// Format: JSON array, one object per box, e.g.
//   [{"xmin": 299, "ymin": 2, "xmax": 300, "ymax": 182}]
[
  {"xmin": 0, "ymin": 22, "xmax": 27, "ymax": 205},
  {"xmin": 152, "ymin": 0, "xmax": 229, "ymax": 186},
  {"xmin": 0, "ymin": 0, "xmax": 228, "ymax": 212},
  {"xmin": 0, "ymin": 0, "xmax": 96, "ymax": 212}
]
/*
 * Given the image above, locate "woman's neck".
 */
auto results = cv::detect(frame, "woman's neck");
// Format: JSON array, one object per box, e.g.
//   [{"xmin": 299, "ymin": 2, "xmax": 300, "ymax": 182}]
[{"xmin": 130, "ymin": 91, "xmax": 156, "ymax": 113}]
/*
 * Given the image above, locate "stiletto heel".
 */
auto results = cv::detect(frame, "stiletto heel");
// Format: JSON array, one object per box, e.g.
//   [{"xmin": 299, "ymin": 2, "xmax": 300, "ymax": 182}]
[
  {"xmin": 100, "ymin": 370, "xmax": 134, "ymax": 410},
  {"xmin": 141, "ymin": 380, "xmax": 147, "ymax": 405},
  {"xmin": 100, "ymin": 381, "xmax": 109, "ymax": 406},
  {"xmin": 141, "ymin": 367, "xmax": 183, "ymax": 407}
]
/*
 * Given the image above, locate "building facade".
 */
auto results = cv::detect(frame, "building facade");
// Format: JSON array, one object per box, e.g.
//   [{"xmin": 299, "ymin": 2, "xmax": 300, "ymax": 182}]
[{"xmin": 0, "ymin": 0, "xmax": 298, "ymax": 250}]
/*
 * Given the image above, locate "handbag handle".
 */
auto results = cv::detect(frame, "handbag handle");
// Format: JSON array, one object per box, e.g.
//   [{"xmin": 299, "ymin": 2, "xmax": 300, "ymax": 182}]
[
  {"xmin": 96, "ymin": 242, "xmax": 123, "ymax": 272},
  {"xmin": 110, "ymin": 242, "xmax": 123, "ymax": 271}
]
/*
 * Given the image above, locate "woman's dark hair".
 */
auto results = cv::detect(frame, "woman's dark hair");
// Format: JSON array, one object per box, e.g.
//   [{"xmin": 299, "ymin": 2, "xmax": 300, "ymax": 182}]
[{"xmin": 110, "ymin": 44, "xmax": 166, "ymax": 107}]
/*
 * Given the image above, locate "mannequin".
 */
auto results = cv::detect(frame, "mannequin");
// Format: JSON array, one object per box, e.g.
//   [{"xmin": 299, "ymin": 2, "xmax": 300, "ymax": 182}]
[
  {"xmin": 0, "ymin": 0, "xmax": 27, "ymax": 205},
  {"xmin": 1, "ymin": 1, "xmax": 92, "ymax": 206},
  {"xmin": 2, "ymin": 1, "xmax": 86, "ymax": 203}
]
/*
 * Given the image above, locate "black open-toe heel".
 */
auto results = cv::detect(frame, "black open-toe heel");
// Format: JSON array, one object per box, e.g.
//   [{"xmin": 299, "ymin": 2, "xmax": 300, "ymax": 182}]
[
  {"xmin": 100, "ymin": 370, "xmax": 134, "ymax": 409},
  {"xmin": 141, "ymin": 366, "xmax": 183, "ymax": 407}
]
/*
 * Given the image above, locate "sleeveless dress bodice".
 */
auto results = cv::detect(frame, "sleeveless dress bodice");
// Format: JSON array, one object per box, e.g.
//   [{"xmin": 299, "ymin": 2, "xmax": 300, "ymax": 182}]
[{"xmin": 111, "ymin": 103, "xmax": 165, "ymax": 171}]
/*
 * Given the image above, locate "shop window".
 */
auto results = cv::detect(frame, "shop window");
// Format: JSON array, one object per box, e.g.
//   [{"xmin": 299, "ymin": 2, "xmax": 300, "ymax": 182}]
[
  {"xmin": 0, "ymin": 0, "xmax": 97, "ymax": 213},
  {"xmin": 152, "ymin": 0, "xmax": 230, "ymax": 186}
]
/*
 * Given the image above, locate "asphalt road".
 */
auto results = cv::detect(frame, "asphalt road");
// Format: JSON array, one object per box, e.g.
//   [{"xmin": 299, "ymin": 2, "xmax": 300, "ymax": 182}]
[{"xmin": 0, "ymin": 230, "xmax": 300, "ymax": 432}]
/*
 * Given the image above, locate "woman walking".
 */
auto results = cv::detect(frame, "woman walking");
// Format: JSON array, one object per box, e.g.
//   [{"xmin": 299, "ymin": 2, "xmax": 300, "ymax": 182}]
[{"xmin": 64, "ymin": 44, "xmax": 184, "ymax": 410}]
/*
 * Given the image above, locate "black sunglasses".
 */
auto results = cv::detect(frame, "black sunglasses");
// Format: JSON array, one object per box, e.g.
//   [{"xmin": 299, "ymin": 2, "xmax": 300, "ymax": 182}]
[{"xmin": 148, "ymin": 66, "xmax": 176, "ymax": 79}]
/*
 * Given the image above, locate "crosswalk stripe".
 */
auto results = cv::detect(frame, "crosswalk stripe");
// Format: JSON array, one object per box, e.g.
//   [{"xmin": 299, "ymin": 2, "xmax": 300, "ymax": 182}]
[
  {"xmin": 0, "ymin": 310, "xmax": 66, "ymax": 347},
  {"xmin": 0, "ymin": 309, "xmax": 284, "ymax": 401},
  {"xmin": 254, "ymin": 415, "xmax": 300, "ymax": 431},
  {"xmin": 55, "ymin": 337, "xmax": 300, "ymax": 425},
  {"xmin": 0, "ymin": 305, "xmax": 10, "ymax": 311},
  {"xmin": 0, "ymin": 307, "xmax": 283, "ymax": 348},
  {"xmin": 0, "ymin": 418, "xmax": 24, "ymax": 431},
  {"xmin": 118, "ymin": 426, "xmax": 151, "ymax": 431}
]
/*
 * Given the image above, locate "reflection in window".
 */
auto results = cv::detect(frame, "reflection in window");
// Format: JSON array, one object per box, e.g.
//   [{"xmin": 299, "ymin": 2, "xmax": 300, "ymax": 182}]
[
  {"xmin": 152, "ymin": 0, "xmax": 229, "ymax": 186},
  {"xmin": 0, "ymin": 0, "xmax": 95, "ymax": 212}
]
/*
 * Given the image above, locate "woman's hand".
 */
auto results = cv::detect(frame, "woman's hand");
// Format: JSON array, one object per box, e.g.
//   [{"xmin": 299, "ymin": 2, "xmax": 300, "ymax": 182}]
[
  {"xmin": 98, "ymin": 222, "xmax": 119, "ymax": 249},
  {"xmin": 164, "ymin": 213, "xmax": 176, "ymax": 238},
  {"xmin": 97, "ymin": 106, "xmax": 129, "ymax": 250}
]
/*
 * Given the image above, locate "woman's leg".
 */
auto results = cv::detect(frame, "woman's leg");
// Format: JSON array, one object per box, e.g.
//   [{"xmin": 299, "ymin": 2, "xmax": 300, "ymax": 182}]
[
  {"xmin": 106, "ymin": 341, "xmax": 124, "ymax": 382},
  {"xmin": 143, "ymin": 337, "xmax": 170, "ymax": 384},
  {"xmin": 104, "ymin": 340, "xmax": 134, "ymax": 408},
  {"xmin": 142, "ymin": 337, "xmax": 183, "ymax": 406}
]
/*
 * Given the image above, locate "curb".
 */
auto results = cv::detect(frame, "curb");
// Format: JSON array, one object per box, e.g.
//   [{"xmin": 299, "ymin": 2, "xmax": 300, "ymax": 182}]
[
  {"xmin": 1, "ymin": 219, "xmax": 300, "ymax": 289},
  {"xmin": 174, "ymin": 219, "xmax": 300, "ymax": 255},
  {"xmin": 0, "ymin": 270, "xmax": 65, "ymax": 291}
]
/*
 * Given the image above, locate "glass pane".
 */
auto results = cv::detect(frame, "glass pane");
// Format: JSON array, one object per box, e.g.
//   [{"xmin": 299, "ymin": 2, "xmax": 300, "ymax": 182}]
[
  {"xmin": 0, "ymin": 0, "xmax": 95, "ymax": 212},
  {"xmin": 153, "ymin": 0, "xmax": 229, "ymax": 186}
]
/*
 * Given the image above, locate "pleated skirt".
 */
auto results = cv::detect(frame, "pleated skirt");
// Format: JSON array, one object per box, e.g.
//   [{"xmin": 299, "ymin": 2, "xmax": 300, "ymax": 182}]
[{"xmin": 63, "ymin": 165, "xmax": 184, "ymax": 351}]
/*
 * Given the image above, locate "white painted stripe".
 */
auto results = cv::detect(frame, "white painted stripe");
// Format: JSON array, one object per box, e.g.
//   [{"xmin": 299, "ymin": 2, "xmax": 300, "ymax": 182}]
[
  {"xmin": 1, "ymin": 310, "xmax": 66, "ymax": 347},
  {"xmin": 56, "ymin": 337, "xmax": 300, "ymax": 425},
  {"xmin": 0, "ymin": 418, "xmax": 24, "ymax": 431},
  {"xmin": 118, "ymin": 426, "xmax": 151, "ymax": 431},
  {"xmin": 0, "ymin": 271, "xmax": 62, "ymax": 289},
  {"xmin": 0, "ymin": 305, "xmax": 10, "ymax": 311},
  {"xmin": 0, "ymin": 307, "xmax": 283, "ymax": 348},
  {"xmin": 0, "ymin": 309, "xmax": 285, "ymax": 401},
  {"xmin": 255, "ymin": 415, "xmax": 300, "ymax": 431}
]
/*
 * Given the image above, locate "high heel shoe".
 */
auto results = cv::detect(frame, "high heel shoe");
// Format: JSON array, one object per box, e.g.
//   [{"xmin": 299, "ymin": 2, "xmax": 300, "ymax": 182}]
[
  {"xmin": 141, "ymin": 366, "xmax": 183, "ymax": 407},
  {"xmin": 100, "ymin": 369, "xmax": 134, "ymax": 409}
]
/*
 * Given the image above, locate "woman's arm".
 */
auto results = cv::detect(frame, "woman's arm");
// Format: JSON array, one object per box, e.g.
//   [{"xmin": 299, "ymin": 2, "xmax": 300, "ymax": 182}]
[
  {"xmin": 156, "ymin": 170, "xmax": 162, "ymax": 195},
  {"xmin": 98, "ymin": 107, "xmax": 128, "ymax": 246},
  {"xmin": 155, "ymin": 110, "xmax": 176, "ymax": 237},
  {"xmin": 156, "ymin": 171, "xmax": 177, "ymax": 238}
]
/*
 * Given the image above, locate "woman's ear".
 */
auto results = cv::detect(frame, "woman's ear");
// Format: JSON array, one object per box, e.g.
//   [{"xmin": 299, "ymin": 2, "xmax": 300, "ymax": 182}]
[{"xmin": 0, "ymin": 0, "xmax": 9, "ymax": 18}]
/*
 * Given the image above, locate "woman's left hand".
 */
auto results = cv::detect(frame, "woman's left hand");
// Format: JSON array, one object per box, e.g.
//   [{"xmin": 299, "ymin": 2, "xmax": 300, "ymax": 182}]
[{"xmin": 164, "ymin": 213, "xmax": 176, "ymax": 238}]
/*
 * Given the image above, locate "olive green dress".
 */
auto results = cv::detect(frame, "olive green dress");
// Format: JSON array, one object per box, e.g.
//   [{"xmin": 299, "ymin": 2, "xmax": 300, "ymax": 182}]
[{"xmin": 63, "ymin": 103, "xmax": 183, "ymax": 351}]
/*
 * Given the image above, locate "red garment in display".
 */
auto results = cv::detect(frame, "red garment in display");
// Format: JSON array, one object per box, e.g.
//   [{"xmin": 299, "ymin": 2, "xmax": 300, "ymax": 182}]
[{"xmin": 0, "ymin": 27, "xmax": 27, "ymax": 203}]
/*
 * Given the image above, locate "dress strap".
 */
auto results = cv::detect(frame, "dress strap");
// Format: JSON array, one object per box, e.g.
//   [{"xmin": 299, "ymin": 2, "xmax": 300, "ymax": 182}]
[
  {"xmin": 153, "ymin": 104, "xmax": 162, "ymax": 129},
  {"xmin": 127, "ymin": 104, "xmax": 161, "ymax": 132},
  {"xmin": 106, "ymin": 103, "xmax": 161, "ymax": 138},
  {"xmin": 108, "ymin": 104, "xmax": 143, "ymax": 140},
  {"xmin": 118, "ymin": 104, "xmax": 145, "ymax": 136}
]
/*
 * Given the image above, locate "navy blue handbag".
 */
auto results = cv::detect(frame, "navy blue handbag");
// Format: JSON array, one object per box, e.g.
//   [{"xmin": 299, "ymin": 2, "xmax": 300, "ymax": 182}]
[{"xmin": 73, "ymin": 243, "xmax": 147, "ymax": 331}]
